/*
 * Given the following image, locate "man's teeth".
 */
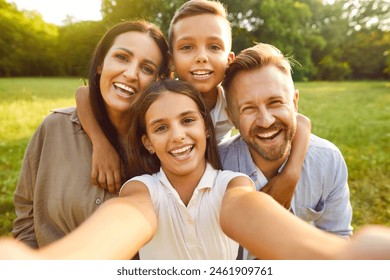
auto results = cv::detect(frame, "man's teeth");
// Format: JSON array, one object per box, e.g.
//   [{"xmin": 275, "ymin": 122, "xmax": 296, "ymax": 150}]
[
  {"xmin": 171, "ymin": 145, "xmax": 192, "ymax": 155},
  {"xmin": 258, "ymin": 130, "xmax": 280, "ymax": 139},
  {"xmin": 114, "ymin": 83, "xmax": 135, "ymax": 95}
]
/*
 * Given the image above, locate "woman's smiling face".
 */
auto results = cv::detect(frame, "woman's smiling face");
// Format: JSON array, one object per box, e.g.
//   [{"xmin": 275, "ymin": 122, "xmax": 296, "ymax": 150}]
[{"xmin": 99, "ymin": 31, "xmax": 163, "ymax": 114}]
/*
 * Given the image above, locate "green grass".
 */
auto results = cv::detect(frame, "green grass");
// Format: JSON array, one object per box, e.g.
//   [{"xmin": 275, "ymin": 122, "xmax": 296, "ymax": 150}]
[
  {"xmin": 0, "ymin": 78, "xmax": 389, "ymax": 236},
  {"xmin": 296, "ymin": 81, "xmax": 390, "ymax": 229}
]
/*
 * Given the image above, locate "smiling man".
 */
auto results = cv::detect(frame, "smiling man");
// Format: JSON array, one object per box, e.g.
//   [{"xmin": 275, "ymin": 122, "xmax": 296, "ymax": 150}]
[{"xmin": 219, "ymin": 43, "xmax": 353, "ymax": 259}]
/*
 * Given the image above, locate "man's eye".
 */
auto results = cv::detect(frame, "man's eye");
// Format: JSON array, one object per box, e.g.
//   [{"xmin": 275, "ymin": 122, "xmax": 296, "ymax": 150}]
[{"xmin": 242, "ymin": 106, "xmax": 256, "ymax": 113}]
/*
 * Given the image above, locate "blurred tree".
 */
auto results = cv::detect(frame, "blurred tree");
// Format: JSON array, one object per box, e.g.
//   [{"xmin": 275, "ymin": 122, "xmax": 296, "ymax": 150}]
[
  {"xmin": 2, "ymin": 0, "xmax": 389, "ymax": 80},
  {"xmin": 57, "ymin": 21, "xmax": 106, "ymax": 77},
  {"xmin": 0, "ymin": 0, "xmax": 58, "ymax": 76}
]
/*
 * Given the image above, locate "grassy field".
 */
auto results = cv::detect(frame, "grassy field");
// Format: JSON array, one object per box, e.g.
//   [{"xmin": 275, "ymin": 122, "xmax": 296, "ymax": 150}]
[{"xmin": 0, "ymin": 78, "xmax": 389, "ymax": 237}]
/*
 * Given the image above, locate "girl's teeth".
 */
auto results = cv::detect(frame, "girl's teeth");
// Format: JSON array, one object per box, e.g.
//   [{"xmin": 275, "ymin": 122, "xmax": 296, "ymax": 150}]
[{"xmin": 171, "ymin": 145, "xmax": 192, "ymax": 155}]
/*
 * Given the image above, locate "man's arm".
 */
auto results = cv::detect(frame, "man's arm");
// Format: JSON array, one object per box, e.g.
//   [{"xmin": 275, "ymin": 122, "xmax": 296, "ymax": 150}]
[
  {"xmin": 75, "ymin": 86, "xmax": 121, "ymax": 192},
  {"xmin": 221, "ymin": 176, "xmax": 346, "ymax": 259}
]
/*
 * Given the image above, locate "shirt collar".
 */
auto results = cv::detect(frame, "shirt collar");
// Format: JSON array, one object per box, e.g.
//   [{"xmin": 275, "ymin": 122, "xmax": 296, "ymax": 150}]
[{"xmin": 156, "ymin": 162, "xmax": 218, "ymax": 192}]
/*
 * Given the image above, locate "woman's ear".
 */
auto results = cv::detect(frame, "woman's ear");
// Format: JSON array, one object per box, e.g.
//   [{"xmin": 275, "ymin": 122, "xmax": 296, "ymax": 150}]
[
  {"xmin": 142, "ymin": 134, "xmax": 155, "ymax": 154},
  {"xmin": 97, "ymin": 64, "xmax": 103, "ymax": 75}
]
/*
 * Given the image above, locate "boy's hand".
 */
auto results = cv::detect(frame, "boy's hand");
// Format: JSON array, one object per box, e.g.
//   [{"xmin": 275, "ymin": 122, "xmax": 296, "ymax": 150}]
[
  {"xmin": 260, "ymin": 175, "xmax": 295, "ymax": 209},
  {"xmin": 91, "ymin": 139, "xmax": 122, "ymax": 193}
]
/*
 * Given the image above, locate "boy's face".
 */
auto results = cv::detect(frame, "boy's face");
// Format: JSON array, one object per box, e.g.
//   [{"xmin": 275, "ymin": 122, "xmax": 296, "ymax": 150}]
[{"xmin": 170, "ymin": 14, "xmax": 234, "ymax": 96}]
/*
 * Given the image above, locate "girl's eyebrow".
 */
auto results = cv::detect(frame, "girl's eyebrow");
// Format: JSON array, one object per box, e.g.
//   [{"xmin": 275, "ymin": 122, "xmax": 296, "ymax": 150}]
[
  {"xmin": 148, "ymin": 110, "xmax": 200, "ymax": 126},
  {"xmin": 115, "ymin": 47, "xmax": 159, "ymax": 69}
]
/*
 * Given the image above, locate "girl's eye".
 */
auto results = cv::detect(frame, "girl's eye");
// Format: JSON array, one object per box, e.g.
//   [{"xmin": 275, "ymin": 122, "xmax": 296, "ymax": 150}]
[
  {"xmin": 154, "ymin": 125, "xmax": 167, "ymax": 133},
  {"xmin": 182, "ymin": 118, "xmax": 194, "ymax": 124}
]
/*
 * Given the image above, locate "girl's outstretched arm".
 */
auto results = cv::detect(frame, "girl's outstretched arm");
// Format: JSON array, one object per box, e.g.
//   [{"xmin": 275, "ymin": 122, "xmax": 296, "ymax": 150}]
[
  {"xmin": 221, "ymin": 176, "xmax": 346, "ymax": 260},
  {"xmin": 260, "ymin": 113, "xmax": 311, "ymax": 209},
  {"xmin": 0, "ymin": 181, "xmax": 157, "ymax": 260},
  {"xmin": 75, "ymin": 86, "xmax": 122, "ymax": 192}
]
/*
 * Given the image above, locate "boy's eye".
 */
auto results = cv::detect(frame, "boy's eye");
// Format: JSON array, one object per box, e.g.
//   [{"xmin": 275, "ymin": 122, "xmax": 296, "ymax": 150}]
[
  {"xmin": 209, "ymin": 44, "xmax": 221, "ymax": 51},
  {"xmin": 179, "ymin": 45, "xmax": 192, "ymax": 51}
]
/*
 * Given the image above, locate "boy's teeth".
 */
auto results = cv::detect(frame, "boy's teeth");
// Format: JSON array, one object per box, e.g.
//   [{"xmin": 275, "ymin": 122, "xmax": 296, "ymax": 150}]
[{"xmin": 192, "ymin": 71, "xmax": 211, "ymax": 77}]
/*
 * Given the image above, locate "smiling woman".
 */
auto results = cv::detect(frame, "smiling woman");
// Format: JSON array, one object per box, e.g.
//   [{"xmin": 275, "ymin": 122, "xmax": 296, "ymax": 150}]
[{"xmin": 7, "ymin": 0, "xmax": 102, "ymax": 25}]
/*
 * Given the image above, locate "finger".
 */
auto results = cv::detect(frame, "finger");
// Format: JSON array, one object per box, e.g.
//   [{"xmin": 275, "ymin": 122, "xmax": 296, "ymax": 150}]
[
  {"xmin": 106, "ymin": 174, "xmax": 116, "ymax": 193},
  {"xmin": 98, "ymin": 172, "xmax": 107, "ymax": 190},
  {"xmin": 91, "ymin": 169, "xmax": 99, "ymax": 186},
  {"xmin": 114, "ymin": 170, "xmax": 122, "ymax": 193}
]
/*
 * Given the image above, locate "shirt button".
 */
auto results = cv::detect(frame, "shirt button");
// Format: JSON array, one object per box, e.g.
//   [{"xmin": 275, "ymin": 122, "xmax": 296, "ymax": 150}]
[{"xmin": 95, "ymin": 198, "xmax": 102, "ymax": 205}]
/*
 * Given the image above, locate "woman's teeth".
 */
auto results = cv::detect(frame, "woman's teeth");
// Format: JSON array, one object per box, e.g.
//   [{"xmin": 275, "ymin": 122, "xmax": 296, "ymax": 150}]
[{"xmin": 114, "ymin": 83, "xmax": 135, "ymax": 96}]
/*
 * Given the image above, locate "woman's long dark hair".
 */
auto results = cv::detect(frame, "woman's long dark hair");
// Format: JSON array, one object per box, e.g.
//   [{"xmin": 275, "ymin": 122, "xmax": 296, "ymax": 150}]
[
  {"xmin": 87, "ymin": 21, "xmax": 170, "ymax": 181},
  {"xmin": 127, "ymin": 79, "xmax": 222, "ymax": 179}
]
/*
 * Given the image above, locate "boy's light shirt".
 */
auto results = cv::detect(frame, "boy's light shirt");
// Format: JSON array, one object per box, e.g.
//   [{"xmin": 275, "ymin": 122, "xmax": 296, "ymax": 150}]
[{"xmin": 210, "ymin": 85, "xmax": 234, "ymax": 144}]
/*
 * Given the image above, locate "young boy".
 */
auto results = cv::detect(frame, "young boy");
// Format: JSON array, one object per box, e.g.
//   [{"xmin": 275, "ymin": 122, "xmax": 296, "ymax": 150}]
[{"xmin": 167, "ymin": 0, "xmax": 235, "ymax": 143}]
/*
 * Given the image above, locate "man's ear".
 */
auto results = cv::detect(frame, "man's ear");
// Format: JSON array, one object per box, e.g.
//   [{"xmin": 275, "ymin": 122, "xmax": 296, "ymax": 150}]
[
  {"xmin": 142, "ymin": 134, "xmax": 154, "ymax": 154},
  {"xmin": 227, "ymin": 51, "xmax": 235, "ymax": 66},
  {"xmin": 293, "ymin": 89, "xmax": 299, "ymax": 112},
  {"xmin": 226, "ymin": 108, "xmax": 238, "ymax": 129}
]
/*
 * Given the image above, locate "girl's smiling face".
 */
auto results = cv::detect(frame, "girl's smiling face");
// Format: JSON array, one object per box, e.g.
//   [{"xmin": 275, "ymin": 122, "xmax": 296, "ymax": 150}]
[{"xmin": 142, "ymin": 91, "xmax": 207, "ymax": 180}]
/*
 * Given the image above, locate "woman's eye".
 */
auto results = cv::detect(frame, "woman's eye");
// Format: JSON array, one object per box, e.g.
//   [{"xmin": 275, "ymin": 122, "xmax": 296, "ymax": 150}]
[
  {"xmin": 141, "ymin": 65, "xmax": 155, "ymax": 75},
  {"xmin": 116, "ymin": 54, "xmax": 128, "ymax": 62}
]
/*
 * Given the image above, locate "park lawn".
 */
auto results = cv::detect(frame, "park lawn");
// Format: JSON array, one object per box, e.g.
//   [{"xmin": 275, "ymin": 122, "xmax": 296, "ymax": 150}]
[{"xmin": 0, "ymin": 78, "xmax": 389, "ymax": 236}]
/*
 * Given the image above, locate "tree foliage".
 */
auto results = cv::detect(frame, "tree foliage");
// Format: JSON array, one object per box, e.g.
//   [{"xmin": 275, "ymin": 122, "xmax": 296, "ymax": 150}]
[{"xmin": 1, "ymin": 0, "xmax": 389, "ymax": 80}]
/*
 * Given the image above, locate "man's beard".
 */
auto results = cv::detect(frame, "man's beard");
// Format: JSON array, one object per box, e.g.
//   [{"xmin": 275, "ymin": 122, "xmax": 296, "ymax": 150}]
[{"xmin": 246, "ymin": 122, "xmax": 296, "ymax": 162}]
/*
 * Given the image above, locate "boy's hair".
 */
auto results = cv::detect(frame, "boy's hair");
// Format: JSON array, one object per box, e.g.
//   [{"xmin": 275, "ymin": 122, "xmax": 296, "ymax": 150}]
[
  {"xmin": 127, "ymin": 79, "xmax": 222, "ymax": 179},
  {"xmin": 168, "ymin": 0, "xmax": 231, "ymax": 52},
  {"xmin": 88, "ymin": 21, "xmax": 169, "ymax": 181},
  {"xmin": 222, "ymin": 43, "xmax": 294, "ymax": 107}
]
